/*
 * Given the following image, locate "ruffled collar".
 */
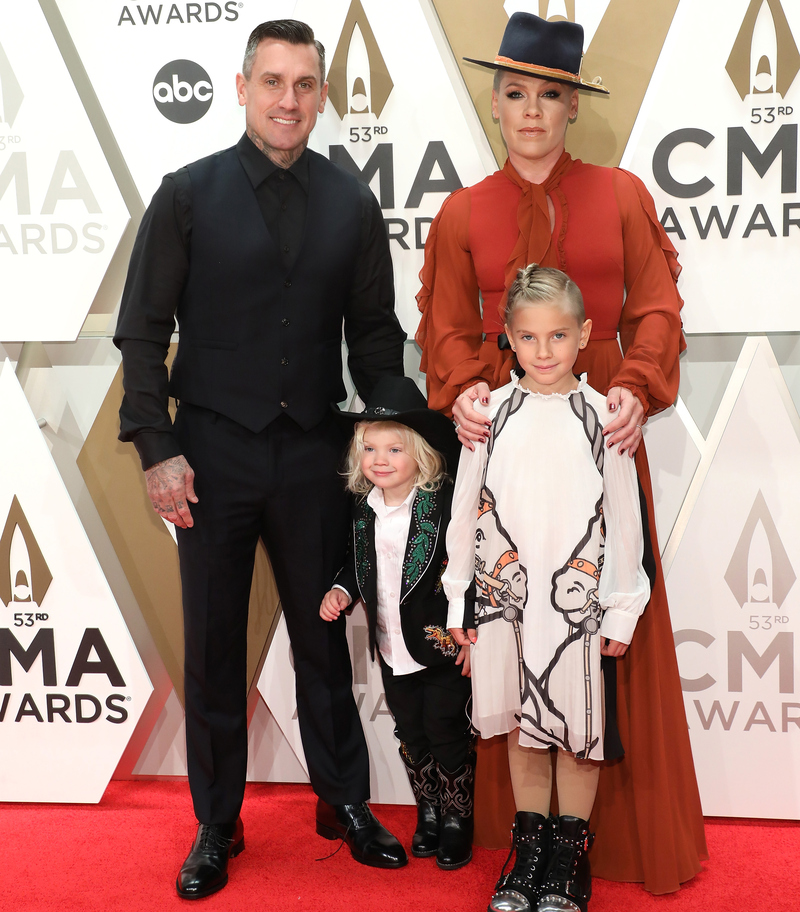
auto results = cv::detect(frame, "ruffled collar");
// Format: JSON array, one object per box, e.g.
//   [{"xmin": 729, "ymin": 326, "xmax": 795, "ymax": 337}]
[{"xmin": 511, "ymin": 371, "xmax": 587, "ymax": 400}]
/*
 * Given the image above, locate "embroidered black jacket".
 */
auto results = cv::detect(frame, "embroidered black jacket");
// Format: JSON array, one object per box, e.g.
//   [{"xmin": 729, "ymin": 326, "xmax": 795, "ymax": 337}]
[{"xmin": 333, "ymin": 482, "xmax": 463, "ymax": 668}]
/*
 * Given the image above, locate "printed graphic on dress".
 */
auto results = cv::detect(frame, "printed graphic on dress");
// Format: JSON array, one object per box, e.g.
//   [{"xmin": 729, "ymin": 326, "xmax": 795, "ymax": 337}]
[
  {"xmin": 473, "ymin": 484, "xmax": 531, "ymax": 710},
  {"xmin": 551, "ymin": 501, "xmax": 605, "ymax": 636},
  {"xmin": 533, "ymin": 499, "xmax": 606, "ymax": 759},
  {"xmin": 473, "ymin": 485, "xmax": 528, "ymax": 622}
]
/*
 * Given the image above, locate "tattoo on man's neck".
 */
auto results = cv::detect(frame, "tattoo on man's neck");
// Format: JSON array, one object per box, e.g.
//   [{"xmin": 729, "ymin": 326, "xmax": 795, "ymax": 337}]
[{"xmin": 247, "ymin": 127, "xmax": 306, "ymax": 169}]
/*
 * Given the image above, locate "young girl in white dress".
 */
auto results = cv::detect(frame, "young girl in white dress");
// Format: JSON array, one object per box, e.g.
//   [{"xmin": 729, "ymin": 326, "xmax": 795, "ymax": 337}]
[{"xmin": 444, "ymin": 264, "xmax": 651, "ymax": 912}]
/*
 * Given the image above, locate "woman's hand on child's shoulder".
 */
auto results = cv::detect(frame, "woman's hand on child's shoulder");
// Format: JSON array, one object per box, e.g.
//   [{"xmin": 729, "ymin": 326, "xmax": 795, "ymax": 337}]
[
  {"xmin": 452, "ymin": 382, "xmax": 492, "ymax": 451},
  {"xmin": 603, "ymin": 387, "xmax": 645, "ymax": 458},
  {"xmin": 320, "ymin": 588, "xmax": 352, "ymax": 622}
]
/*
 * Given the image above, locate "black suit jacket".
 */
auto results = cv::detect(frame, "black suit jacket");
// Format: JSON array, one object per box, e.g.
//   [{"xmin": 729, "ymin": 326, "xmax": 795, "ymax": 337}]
[{"xmin": 334, "ymin": 483, "xmax": 462, "ymax": 669}]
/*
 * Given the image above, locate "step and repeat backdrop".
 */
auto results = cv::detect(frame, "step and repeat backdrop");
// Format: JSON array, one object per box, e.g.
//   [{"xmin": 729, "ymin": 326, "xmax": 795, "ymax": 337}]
[{"xmin": 1, "ymin": 0, "xmax": 799, "ymax": 816}]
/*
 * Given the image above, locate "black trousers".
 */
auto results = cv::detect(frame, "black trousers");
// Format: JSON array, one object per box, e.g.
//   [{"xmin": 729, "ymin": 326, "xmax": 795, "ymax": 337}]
[
  {"xmin": 379, "ymin": 656, "xmax": 472, "ymax": 773},
  {"xmin": 174, "ymin": 404, "xmax": 369, "ymax": 824}
]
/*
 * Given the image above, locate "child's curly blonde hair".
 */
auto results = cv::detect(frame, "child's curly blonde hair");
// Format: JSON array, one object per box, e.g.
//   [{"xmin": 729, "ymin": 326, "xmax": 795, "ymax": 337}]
[{"xmin": 343, "ymin": 420, "xmax": 447, "ymax": 495}]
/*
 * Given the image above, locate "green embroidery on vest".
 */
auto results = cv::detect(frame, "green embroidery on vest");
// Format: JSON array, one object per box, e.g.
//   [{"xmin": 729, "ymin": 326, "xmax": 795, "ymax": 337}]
[
  {"xmin": 404, "ymin": 490, "xmax": 437, "ymax": 587},
  {"xmin": 355, "ymin": 502, "xmax": 374, "ymax": 586}
]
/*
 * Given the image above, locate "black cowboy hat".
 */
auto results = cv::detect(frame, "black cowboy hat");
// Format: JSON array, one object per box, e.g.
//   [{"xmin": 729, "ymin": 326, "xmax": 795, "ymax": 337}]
[
  {"xmin": 464, "ymin": 12, "xmax": 609, "ymax": 95},
  {"xmin": 334, "ymin": 376, "xmax": 461, "ymax": 476}
]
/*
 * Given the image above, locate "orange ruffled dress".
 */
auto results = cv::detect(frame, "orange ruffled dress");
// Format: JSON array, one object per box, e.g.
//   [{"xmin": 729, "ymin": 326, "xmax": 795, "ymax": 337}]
[{"xmin": 416, "ymin": 154, "xmax": 708, "ymax": 894}]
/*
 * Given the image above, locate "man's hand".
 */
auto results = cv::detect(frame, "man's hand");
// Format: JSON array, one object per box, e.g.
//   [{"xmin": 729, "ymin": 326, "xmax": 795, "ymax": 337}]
[
  {"xmin": 145, "ymin": 455, "xmax": 198, "ymax": 529},
  {"xmin": 603, "ymin": 387, "xmax": 645, "ymax": 457},
  {"xmin": 320, "ymin": 588, "xmax": 352, "ymax": 622},
  {"xmin": 452, "ymin": 382, "xmax": 492, "ymax": 450}
]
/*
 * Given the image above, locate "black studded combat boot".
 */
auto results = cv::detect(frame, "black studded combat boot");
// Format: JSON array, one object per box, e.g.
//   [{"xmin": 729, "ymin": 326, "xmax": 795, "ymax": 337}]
[
  {"xmin": 537, "ymin": 815, "xmax": 594, "ymax": 912},
  {"xmin": 488, "ymin": 811, "xmax": 550, "ymax": 912}
]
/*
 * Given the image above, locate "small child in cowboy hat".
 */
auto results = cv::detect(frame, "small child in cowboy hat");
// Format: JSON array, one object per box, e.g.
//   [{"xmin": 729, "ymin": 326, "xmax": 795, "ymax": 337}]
[{"xmin": 320, "ymin": 376, "xmax": 475, "ymax": 870}]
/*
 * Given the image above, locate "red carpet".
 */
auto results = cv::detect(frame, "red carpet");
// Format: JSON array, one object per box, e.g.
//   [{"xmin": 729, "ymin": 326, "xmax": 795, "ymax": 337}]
[{"xmin": 2, "ymin": 781, "xmax": 799, "ymax": 912}]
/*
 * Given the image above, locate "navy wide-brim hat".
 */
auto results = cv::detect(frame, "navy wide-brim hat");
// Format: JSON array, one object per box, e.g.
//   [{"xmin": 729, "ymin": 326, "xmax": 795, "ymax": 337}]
[
  {"xmin": 334, "ymin": 376, "xmax": 461, "ymax": 477},
  {"xmin": 465, "ymin": 12, "xmax": 610, "ymax": 95}
]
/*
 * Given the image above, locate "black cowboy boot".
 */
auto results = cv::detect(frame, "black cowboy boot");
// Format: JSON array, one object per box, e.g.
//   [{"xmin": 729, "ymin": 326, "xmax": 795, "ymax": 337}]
[
  {"xmin": 399, "ymin": 747, "xmax": 440, "ymax": 857},
  {"xmin": 488, "ymin": 811, "xmax": 550, "ymax": 912},
  {"xmin": 436, "ymin": 751, "xmax": 475, "ymax": 870},
  {"xmin": 538, "ymin": 815, "xmax": 594, "ymax": 912}
]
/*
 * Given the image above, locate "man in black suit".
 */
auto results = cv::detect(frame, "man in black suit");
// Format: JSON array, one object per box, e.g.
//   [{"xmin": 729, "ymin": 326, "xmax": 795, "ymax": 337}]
[{"xmin": 114, "ymin": 19, "xmax": 407, "ymax": 899}]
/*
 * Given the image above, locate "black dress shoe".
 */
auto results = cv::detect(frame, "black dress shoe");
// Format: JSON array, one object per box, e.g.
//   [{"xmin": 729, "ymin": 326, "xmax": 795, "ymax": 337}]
[
  {"xmin": 315, "ymin": 799, "xmax": 408, "ymax": 868},
  {"xmin": 176, "ymin": 818, "xmax": 245, "ymax": 899}
]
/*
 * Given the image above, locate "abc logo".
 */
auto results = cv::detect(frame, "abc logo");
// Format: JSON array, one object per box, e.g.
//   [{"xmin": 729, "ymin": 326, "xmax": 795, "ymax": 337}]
[{"xmin": 153, "ymin": 60, "xmax": 213, "ymax": 124}]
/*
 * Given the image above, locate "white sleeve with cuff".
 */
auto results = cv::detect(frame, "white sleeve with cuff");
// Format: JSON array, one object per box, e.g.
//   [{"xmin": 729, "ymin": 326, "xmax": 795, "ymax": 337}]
[
  {"xmin": 597, "ymin": 444, "xmax": 651, "ymax": 645},
  {"xmin": 443, "ymin": 426, "xmax": 488, "ymax": 631}
]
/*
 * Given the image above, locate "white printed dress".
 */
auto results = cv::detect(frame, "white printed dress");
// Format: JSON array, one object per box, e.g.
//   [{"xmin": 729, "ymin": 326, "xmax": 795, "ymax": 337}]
[{"xmin": 443, "ymin": 376, "xmax": 650, "ymax": 760}]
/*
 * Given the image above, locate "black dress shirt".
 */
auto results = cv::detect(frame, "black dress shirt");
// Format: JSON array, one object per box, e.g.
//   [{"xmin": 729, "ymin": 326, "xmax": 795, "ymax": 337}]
[{"xmin": 115, "ymin": 133, "xmax": 404, "ymax": 470}]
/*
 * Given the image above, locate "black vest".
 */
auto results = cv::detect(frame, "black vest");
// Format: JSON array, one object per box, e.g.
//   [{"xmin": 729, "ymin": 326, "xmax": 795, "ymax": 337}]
[{"xmin": 169, "ymin": 146, "xmax": 363, "ymax": 432}]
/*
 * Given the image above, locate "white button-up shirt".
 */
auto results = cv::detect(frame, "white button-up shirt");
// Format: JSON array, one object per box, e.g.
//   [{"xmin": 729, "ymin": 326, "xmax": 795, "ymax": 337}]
[{"xmin": 367, "ymin": 485, "xmax": 425, "ymax": 676}]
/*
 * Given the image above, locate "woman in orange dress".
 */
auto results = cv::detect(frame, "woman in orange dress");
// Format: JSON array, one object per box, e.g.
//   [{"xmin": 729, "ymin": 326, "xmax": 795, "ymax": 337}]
[{"xmin": 416, "ymin": 12, "xmax": 707, "ymax": 899}]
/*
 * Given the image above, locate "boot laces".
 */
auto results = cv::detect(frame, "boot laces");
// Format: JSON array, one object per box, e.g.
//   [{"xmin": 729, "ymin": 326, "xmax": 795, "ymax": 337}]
[
  {"xmin": 507, "ymin": 839, "xmax": 544, "ymax": 887},
  {"xmin": 547, "ymin": 837, "xmax": 580, "ymax": 886},
  {"xmin": 496, "ymin": 824, "xmax": 545, "ymax": 891}
]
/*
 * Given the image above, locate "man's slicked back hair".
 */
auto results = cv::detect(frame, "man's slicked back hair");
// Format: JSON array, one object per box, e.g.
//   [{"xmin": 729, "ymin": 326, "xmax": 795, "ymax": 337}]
[{"xmin": 242, "ymin": 19, "xmax": 326, "ymax": 82}]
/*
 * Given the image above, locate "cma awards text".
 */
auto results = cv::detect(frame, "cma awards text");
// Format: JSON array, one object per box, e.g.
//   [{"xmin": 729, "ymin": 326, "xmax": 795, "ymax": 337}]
[
  {"xmin": 654, "ymin": 122, "xmax": 800, "ymax": 240},
  {"xmin": 329, "ymin": 139, "xmax": 462, "ymax": 251},
  {"xmin": 117, "ymin": 2, "xmax": 240, "ymax": 26},
  {"xmin": 678, "ymin": 628, "xmax": 799, "ymax": 734},
  {"xmin": 0, "ymin": 627, "xmax": 131, "ymax": 725}
]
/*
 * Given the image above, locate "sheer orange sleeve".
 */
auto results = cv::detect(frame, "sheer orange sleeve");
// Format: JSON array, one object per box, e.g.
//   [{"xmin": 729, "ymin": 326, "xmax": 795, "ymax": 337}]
[
  {"xmin": 415, "ymin": 189, "xmax": 498, "ymax": 415},
  {"xmin": 611, "ymin": 168, "xmax": 687, "ymax": 417}
]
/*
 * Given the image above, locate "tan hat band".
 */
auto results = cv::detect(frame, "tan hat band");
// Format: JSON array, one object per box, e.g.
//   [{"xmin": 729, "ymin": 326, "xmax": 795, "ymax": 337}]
[{"xmin": 494, "ymin": 55, "xmax": 582, "ymax": 83}]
